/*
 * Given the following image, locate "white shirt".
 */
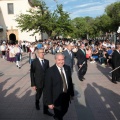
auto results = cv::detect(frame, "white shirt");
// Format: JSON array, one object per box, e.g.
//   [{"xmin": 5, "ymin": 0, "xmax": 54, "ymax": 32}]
[
  {"xmin": 30, "ymin": 47, "xmax": 35, "ymax": 53},
  {"xmin": 38, "ymin": 58, "xmax": 44, "ymax": 66},
  {"xmin": 56, "ymin": 65, "xmax": 68, "ymax": 91},
  {"xmin": 1, "ymin": 45, "xmax": 6, "ymax": 51}
]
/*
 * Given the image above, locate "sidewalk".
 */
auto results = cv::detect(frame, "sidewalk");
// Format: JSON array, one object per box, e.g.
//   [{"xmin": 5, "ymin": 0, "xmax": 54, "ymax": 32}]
[{"xmin": 0, "ymin": 53, "xmax": 120, "ymax": 120}]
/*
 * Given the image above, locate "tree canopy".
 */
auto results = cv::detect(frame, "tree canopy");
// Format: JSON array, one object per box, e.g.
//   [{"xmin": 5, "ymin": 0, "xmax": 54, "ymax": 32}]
[{"xmin": 15, "ymin": 0, "xmax": 120, "ymax": 40}]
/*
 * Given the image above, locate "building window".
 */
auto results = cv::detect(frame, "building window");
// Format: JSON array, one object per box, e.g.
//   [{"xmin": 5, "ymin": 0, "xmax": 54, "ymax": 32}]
[{"xmin": 7, "ymin": 3, "xmax": 14, "ymax": 14}]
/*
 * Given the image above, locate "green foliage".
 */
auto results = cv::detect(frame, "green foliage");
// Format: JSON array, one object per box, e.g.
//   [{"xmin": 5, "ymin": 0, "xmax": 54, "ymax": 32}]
[
  {"xmin": 105, "ymin": 2, "xmax": 120, "ymax": 31},
  {"xmin": 15, "ymin": 0, "xmax": 73, "ymax": 38},
  {"xmin": 53, "ymin": 4, "xmax": 73, "ymax": 37},
  {"xmin": 15, "ymin": 0, "xmax": 120, "ymax": 39},
  {"xmin": 71, "ymin": 17, "xmax": 96, "ymax": 39}
]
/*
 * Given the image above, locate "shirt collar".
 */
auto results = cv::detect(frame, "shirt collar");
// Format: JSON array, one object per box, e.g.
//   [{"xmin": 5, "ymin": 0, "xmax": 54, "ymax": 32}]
[
  {"xmin": 67, "ymin": 49, "xmax": 71, "ymax": 52},
  {"xmin": 56, "ymin": 65, "xmax": 63, "ymax": 70},
  {"xmin": 117, "ymin": 50, "xmax": 120, "ymax": 53},
  {"xmin": 38, "ymin": 57, "xmax": 44, "ymax": 61}
]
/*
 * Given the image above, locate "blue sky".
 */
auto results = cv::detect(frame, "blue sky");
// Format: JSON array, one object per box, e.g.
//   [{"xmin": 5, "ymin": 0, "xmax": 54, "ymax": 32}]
[{"xmin": 44, "ymin": 0, "xmax": 119, "ymax": 19}]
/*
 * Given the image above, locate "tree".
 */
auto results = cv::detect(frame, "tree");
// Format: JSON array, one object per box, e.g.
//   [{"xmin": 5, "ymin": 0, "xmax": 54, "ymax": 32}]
[
  {"xmin": 53, "ymin": 4, "xmax": 73, "ymax": 38},
  {"xmin": 105, "ymin": 2, "xmax": 120, "ymax": 31},
  {"xmin": 15, "ymin": 0, "xmax": 73, "ymax": 39},
  {"xmin": 71, "ymin": 17, "xmax": 96, "ymax": 39}
]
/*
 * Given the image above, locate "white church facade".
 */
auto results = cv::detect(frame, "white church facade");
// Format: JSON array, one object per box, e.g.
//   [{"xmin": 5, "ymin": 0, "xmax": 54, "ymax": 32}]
[{"xmin": 0, "ymin": 0, "xmax": 48, "ymax": 44}]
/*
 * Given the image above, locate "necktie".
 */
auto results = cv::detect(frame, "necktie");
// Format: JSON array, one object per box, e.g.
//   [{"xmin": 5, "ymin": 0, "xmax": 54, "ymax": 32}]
[
  {"xmin": 69, "ymin": 51, "xmax": 72, "ymax": 58},
  {"xmin": 60, "ymin": 68, "xmax": 67, "ymax": 93},
  {"xmin": 41, "ymin": 60, "xmax": 45, "ymax": 69}
]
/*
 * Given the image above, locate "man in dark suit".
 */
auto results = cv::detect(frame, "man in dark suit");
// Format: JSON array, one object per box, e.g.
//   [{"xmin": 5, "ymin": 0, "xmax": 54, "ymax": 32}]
[
  {"xmin": 111, "ymin": 45, "xmax": 120, "ymax": 84},
  {"xmin": 30, "ymin": 48, "xmax": 53, "ymax": 116},
  {"xmin": 43, "ymin": 53, "xmax": 74, "ymax": 120},
  {"xmin": 76, "ymin": 43, "xmax": 87, "ymax": 81},
  {"xmin": 63, "ymin": 43, "xmax": 75, "ymax": 72}
]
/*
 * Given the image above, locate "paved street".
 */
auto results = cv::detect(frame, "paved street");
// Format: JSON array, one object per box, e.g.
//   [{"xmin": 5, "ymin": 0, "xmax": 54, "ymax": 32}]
[{"xmin": 0, "ymin": 53, "xmax": 120, "ymax": 120}]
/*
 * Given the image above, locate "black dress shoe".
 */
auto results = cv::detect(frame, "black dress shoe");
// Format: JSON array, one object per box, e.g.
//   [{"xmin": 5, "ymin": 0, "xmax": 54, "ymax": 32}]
[
  {"xmin": 44, "ymin": 111, "xmax": 54, "ymax": 116},
  {"xmin": 35, "ymin": 104, "xmax": 40, "ymax": 110},
  {"xmin": 82, "ymin": 77, "xmax": 85, "ymax": 80},
  {"xmin": 53, "ymin": 115, "xmax": 63, "ymax": 120},
  {"xmin": 79, "ymin": 78, "xmax": 83, "ymax": 81},
  {"xmin": 112, "ymin": 81, "xmax": 117, "ymax": 84}
]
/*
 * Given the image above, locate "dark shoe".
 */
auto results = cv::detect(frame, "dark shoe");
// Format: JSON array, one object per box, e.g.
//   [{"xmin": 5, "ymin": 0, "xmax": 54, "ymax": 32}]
[
  {"xmin": 53, "ymin": 115, "xmax": 63, "ymax": 120},
  {"xmin": 112, "ymin": 81, "xmax": 117, "ymax": 84},
  {"xmin": 79, "ymin": 78, "xmax": 83, "ymax": 81},
  {"xmin": 35, "ymin": 103, "xmax": 40, "ymax": 110},
  {"xmin": 44, "ymin": 111, "xmax": 54, "ymax": 116},
  {"xmin": 82, "ymin": 77, "xmax": 85, "ymax": 80},
  {"xmin": 36, "ymin": 105, "xmax": 40, "ymax": 110},
  {"xmin": 19, "ymin": 67, "xmax": 21, "ymax": 69}
]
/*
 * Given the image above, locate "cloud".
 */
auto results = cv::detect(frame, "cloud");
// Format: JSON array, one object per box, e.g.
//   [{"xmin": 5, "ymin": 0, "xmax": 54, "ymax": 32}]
[
  {"xmin": 70, "ymin": 4, "xmax": 105, "ymax": 19},
  {"xmin": 74, "ymin": 2, "xmax": 101, "ymax": 9},
  {"xmin": 63, "ymin": 0, "xmax": 77, "ymax": 5},
  {"xmin": 70, "ymin": 0, "xmax": 119, "ymax": 18},
  {"xmin": 44, "ymin": 0, "xmax": 119, "ymax": 19}
]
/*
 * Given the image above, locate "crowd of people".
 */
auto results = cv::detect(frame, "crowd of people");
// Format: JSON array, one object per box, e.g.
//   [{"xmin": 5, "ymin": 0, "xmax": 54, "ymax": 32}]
[
  {"xmin": 0, "ymin": 39, "xmax": 120, "ymax": 120},
  {"xmin": 0, "ymin": 39, "xmax": 120, "ymax": 81}
]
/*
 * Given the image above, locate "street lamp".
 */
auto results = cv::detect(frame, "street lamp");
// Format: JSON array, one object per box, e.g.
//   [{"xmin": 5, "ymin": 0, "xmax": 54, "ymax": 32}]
[{"xmin": 117, "ymin": 26, "xmax": 120, "ymax": 44}]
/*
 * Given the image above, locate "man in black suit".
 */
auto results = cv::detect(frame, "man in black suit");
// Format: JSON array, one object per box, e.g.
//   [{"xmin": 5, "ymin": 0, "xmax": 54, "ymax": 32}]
[
  {"xmin": 111, "ymin": 45, "xmax": 120, "ymax": 84},
  {"xmin": 30, "ymin": 48, "xmax": 53, "ymax": 116},
  {"xmin": 76, "ymin": 43, "xmax": 87, "ymax": 81},
  {"xmin": 43, "ymin": 53, "xmax": 74, "ymax": 120},
  {"xmin": 63, "ymin": 43, "xmax": 75, "ymax": 72}
]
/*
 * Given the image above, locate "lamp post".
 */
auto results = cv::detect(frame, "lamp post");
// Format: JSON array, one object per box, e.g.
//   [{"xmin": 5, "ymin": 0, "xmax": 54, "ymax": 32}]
[{"xmin": 117, "ymin": 26, "xmax": 120, "ymax": 45}]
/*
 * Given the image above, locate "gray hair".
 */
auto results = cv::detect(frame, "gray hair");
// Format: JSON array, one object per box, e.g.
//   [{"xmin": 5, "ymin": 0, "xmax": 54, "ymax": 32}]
[{"xmin": 54, "ymin": 52, "xmax": 65, "ymax": 59}]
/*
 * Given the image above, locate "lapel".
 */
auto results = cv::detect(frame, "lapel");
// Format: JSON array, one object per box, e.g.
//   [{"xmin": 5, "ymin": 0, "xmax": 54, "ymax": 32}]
[
  {"xmin": 53, "ymin": 64, "xmax": 62, "ymax": 79},
  {"xmin": 66, "ymin": 50, "xmax": 72, "ymax": 58},
  {"xmin": 80, "ymin": 49, "xmax": 85, "ymax": 55}
]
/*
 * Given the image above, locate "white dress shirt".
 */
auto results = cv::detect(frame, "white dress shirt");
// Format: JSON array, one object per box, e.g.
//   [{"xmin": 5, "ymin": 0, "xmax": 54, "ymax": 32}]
[{"xmin": 38, "ymin": 58, "xmax": 44, "ymax": 66}]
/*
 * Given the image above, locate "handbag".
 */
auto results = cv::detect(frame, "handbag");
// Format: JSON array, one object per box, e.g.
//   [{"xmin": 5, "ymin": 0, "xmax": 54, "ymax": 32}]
[{"xmin": 86, "ymin": 54, "xmax": 90, "ymax": 58}]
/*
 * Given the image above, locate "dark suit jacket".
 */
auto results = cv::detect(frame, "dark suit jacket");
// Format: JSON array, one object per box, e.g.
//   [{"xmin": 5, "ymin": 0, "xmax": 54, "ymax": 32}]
[
  {"xmin": 63, "ymin": 50, "xmax": 74, "ymax": 70},
  {"xmin": 30, "ymin": 58, "xmax": 49, "ymax": 88},
  {"xmin": 112, "ymin": 50, "xmax": 120, "ymax": 77},
  {"xmin": 76, "ymin": 48, "xmax": 87, "ymax": 66},
  {"xmin": 43, "ymin": 64, "xmax": 74, "ymax": 107}
]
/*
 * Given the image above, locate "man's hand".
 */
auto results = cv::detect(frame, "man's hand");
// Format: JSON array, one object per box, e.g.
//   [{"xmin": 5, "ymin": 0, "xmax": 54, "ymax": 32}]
[
  {"xmin": 48, "ymin": 104, "xmax": 54, "ymax": 110},
  {"xmin": 32, "ymin": 86, "xmax": 37, "ymax": 90},
  {"xmin": 79, "ymin": 65, "xmax": 82, "ymax": 68}
]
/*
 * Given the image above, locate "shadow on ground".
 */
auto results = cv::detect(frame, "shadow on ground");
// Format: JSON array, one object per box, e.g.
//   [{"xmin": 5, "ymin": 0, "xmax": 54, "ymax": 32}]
[
  {"xmin": 96, "ymin": 63, "xmax": 112, "ymax": 82},
  {"xmin": 0, "ymin": 76, "xmax": 53, "ymax": 120},
  {"xmin": 84, "ymin": 83, "xmax": 120, "ymax": 120}
]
